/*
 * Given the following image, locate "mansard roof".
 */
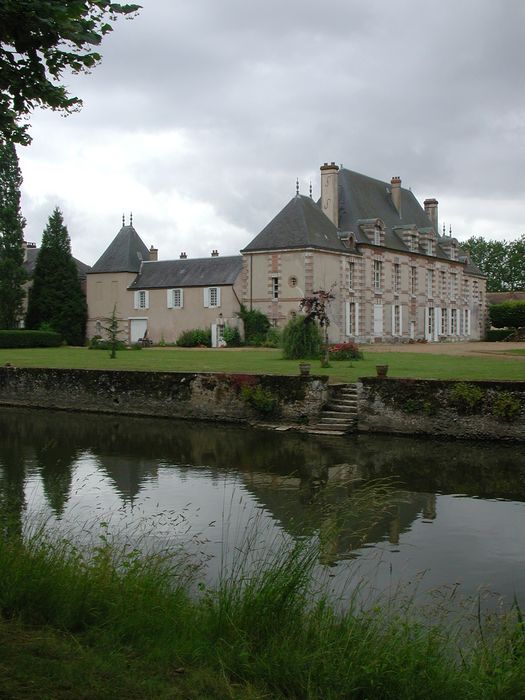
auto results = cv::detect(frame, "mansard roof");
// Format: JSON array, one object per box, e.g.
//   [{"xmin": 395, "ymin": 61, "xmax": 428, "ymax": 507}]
[
  {"xmin": 242, "ymin": 194, "xmax": 347, "ymax": 253},
  {"xmin": 90, "ymin": 225, "xmax": 150, "ymax": 273},
  {"xmin": 129, "ymin": 255, "xmax": 243, "ymax": 289}
]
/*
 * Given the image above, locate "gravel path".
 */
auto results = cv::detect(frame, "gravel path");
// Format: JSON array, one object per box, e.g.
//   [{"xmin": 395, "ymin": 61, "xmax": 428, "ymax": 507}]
[{"xmin": 362, "ymin": 341, "xmax": 525, "ymax": 359}]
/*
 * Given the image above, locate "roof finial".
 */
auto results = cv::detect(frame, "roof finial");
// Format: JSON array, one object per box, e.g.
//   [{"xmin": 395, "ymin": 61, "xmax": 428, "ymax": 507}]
[
  {"xmin": 296, "ymin": 178, "xmax": 299, "ymax": 196},
  {"xmin": 122, "ymin": 213, "xmax": 125, "ymax": 227},
  {"xmin": 442, "ymin": 222, "xmax": 445, "ymax": 236},
  {"xmin": 130, "ymin": 212, "xmax": 133, "ymax": 226},
  {"xmin": 449, "ymin": 224, "xmax": 452, "ymax": 237},
  {"xmin": 309, "ymin": 181, "xmax": 313, "ymax": 198}
]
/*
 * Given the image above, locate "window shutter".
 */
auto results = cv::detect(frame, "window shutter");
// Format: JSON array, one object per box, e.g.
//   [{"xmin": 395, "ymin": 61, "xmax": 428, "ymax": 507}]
[
  {"xmin": 435, "ymin": 308, "xmax": 441, "ymax": 339},
  {"xmin": 391, "ymin": 305, "xmax": 395, "ymax": 336},
  {"xmin": 424, "ymin": 308, "xmax": 429, "ymax": 340},
  {"xmin": 216, "ymin": 288, "xmax": 221, "ymax": 307},
  {"xmin": 144, "ymin": 291, "xmax": 149, "ymax": 310},
  {"xmin": 399, "ymin": 305, "xmax": 403, "ymax": 335},
  {"xmin": 179, "ymin": 289, "xmax": 184, "ymax": 308},
  {"xmin": 355, "ymin": 303, "xmax": 360, "ymax": 336},
  {"xmin": 203, "ymin": 288, "xmax": 209, "ymax": 308},
  {"xmin": 134, "ymin": 291, "xmax": 139, "ymax": 310},
  {"xmin": 167, "ymin": 289, "xmax": 173, "ymax": 309},
  {"xmin": 345, "ymin": 302, "xmax": 350, "ymax": 336}
]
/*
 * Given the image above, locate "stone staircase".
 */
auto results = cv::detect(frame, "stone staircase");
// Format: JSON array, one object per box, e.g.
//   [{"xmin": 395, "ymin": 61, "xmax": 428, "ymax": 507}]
[{"xmin": 308, "ymin": 383, "xmax": 359, "ymax": 435}]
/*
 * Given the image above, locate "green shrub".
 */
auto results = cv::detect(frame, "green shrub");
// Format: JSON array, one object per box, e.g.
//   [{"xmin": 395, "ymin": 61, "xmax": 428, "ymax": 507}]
[
  {"xmin": 492, "ymin": 392, "xmax": 522, "ymax": 422},
  {"xmin": 89, "ymin": 336, "xmax": 126, "ymax": 351},
  {"xmin": 241, "ymin": 384, "xmax": 278, "ymax": 415},
  {"xmin": 281, "ymin": 316, "xmax": 322, "ymax": 360},
  {"xmin": 0, "ymin": 330, "xmax": 62, "ymax": 348},
  {"xmin": 328, "ymin": 342, "xmax": 363, "ymax": 361},
  {"xmin": 238, "ymin": 306, "xmax": 270, "ymax": 345},
  {"xmin": 449, "ymin": 382, "xmax": 485, "ymax": 414},
  {"xmin": 263, "ymin": 327, "xmax": 282, "ymax": 348},
  {"xmin": 485, "ymin": 329, "xmax": 513, "ymax": 342},
  {"xmin": 222, "ymin": 326, "xmax": 242, "ymax": 347},
  {"xmin": 176, "ymin": 328, "xmax": 212, "ymax": 347},
  {"xmin": 490, "ymin": 301, "xmax": 525, "ymax": 329}
]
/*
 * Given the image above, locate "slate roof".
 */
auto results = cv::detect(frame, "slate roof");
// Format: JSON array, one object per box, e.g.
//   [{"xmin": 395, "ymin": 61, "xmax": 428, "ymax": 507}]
[
  {"xmin": 128, "ymin": 255, "xmax": 243, "ymax": 289},
  {"xmin": 24, "ymin": 247, "xmax": 91, "ymax": 279},
  {"xmin": 242, "ymin": 194, "xmax": 348, "ymax": 253},
  {"xmin": 89, "ymin": 225, "xmax": 150, "ymax": 274}
]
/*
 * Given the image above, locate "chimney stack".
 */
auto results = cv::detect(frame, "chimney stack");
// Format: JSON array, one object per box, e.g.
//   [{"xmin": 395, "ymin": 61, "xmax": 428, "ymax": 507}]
[
  {"xmin": 149, "ymin": 245, "xmax": 158, "ymax": 262},
  {"xmin": 179, "ymin": 252, "xmax": 187, "ymax": 259},
  {"xmin": 390, "ymin": 177, "xmax": 402, "ymax": 217},
  {"xmin": 320, "ymin": 162, "xmax": 339, "ymax": 227},
  {"xmin": 211, "ymin": 250, "xmax": 219, "ymax": 257},
  {"xmin": 424, "ymin": 198, "xmax": 439, "ymax": 235}
]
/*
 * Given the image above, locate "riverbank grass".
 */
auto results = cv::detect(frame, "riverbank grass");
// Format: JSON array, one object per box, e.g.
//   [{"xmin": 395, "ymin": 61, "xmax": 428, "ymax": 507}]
[
  {"xmin": 1, "ymin": 526, "xmax": 525, "ymax": 698},
  {"xmin": 0, "ymin": 345, "xmax": 524, "ymax": 381}
]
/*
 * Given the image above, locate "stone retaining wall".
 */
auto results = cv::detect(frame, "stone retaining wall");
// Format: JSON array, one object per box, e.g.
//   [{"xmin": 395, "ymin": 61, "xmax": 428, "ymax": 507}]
[
  {"xmin": 357, "ymin": 378, "xmax": 525, "ymax": 441},
  {"xmin": 0, "ymin": 367, "xmax": 329, "ymax": 424}
]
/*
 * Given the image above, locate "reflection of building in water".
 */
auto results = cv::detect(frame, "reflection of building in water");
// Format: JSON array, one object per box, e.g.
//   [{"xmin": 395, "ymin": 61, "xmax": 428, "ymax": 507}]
[{"xmin": 99, "ymin": 456, "xmax": 160, "ymax": 503}]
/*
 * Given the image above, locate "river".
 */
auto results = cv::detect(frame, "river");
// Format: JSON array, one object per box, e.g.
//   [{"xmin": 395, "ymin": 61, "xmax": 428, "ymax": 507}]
[{"xmin": 1, "ymin": 406, "xmax": 524, "ymax": 608}]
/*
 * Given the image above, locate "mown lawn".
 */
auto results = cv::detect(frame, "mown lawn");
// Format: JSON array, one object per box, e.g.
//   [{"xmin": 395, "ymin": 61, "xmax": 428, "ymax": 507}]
[{"xmin": 0, "ymin": 345, "xmax": 524, "ymax": 381}]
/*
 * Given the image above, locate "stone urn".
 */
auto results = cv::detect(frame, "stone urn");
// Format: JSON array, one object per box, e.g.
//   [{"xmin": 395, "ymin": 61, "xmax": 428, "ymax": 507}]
[
  {"xmin": 299, "ymin": 363, "xmax": 311, "ymax": 377},
  {"xmin": 376, "ymin": 364, "xmax": 389, "ymax": 378}
]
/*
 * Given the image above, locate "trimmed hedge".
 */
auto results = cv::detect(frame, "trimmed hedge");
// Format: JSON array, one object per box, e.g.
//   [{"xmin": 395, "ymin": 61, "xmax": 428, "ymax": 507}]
[
  {"xmin": 0, "ymin": 330, "xmax": 62, "ymax": 348},
  {"xmin": 486, "ymin": 329, "xmax": 512, "ymax": 342},
  {"xmin": 176, "ymin": 328, "xmax": 212, "ymax": 347}
]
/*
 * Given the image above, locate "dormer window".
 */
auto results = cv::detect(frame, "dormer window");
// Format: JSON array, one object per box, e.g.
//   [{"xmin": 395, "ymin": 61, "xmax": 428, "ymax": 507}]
[
  {"xmin": 427, "ymin": 240, "xmax": 434, "ymax": 256},
  {"xmin": 374, "ymin": 228, "xmax": 381, "ymax": 246}
]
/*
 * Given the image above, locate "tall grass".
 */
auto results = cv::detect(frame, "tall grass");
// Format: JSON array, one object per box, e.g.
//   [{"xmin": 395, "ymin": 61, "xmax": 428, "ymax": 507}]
[{"xmin": 1, "ymin": 506, "xmax": 525, "ymax": 698}]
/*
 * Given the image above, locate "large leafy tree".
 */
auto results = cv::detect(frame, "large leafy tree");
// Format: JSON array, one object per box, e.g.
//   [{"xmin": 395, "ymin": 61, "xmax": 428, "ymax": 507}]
[
  {"xmin": 464, "ymin": 236, "xmax": 525, "ymax": 292},
  {"xmin": 0, "ymin": 1, "xmax": 140, "ymax": 144},
  {"xmin": 26, "ymin": 207, "xmax": 87, "ymax": 345},
  {"xmin": 0, "ymin": 139, "xmax": 26, "ymax": 328}
]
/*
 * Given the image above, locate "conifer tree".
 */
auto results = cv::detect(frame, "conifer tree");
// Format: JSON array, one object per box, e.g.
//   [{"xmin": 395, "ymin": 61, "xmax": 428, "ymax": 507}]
[
  {"xmin": 0, "ymin": 140, "xmax": 26, "ymax": 328},
  {"xmin": 26, "ymin": 208, "xmax": 87, "ymax": 345}
]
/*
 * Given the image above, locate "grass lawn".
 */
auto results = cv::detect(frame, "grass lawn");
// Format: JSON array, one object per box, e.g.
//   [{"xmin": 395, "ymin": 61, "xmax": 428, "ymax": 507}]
[{"xmin": 0, "ymin": 345, "xmax": 524, "ymax": 381}]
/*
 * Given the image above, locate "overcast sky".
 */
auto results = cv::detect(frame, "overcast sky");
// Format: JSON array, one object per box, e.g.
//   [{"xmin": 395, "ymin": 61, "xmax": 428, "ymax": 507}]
[{"xmin": 17, "ymin": 0, "xmax": 525, "ymax": 266}]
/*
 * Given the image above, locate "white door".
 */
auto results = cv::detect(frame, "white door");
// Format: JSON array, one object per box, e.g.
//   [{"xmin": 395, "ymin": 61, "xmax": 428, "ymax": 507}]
[
  {"xmin": 410, "ymin": 321, "xmax": 415, "ymax": 340},
  {"xmin": 130, "ymin": 318, "xmax": 147, "ymax": 343},
  {"xmin": 373, "ymin": 304, "xmax": 383, "ymax": 337}
]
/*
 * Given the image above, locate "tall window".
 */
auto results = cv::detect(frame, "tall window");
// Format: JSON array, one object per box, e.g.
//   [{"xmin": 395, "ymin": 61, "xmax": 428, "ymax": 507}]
[
  {"xmin": 373, "ymin": 260, "xmax": 382, "ymax": 290},
  {"xmin": 134, "ymin": 290, "xmax": 149, "ymax": 310},
  {"xmin": 393, "ymin": 305, "xmax": 401, "ymax": 335},
  {"xmin": 450, "ymin": 308, "xmax": 458, "ymax": 334},
  {"xmin": 464, "ymin": 278, "xmax": 470, "ymax": 300},
  {"xmin": 441, "ymin": 308, "xmax": 448, "ymax": 335},
  {"xmin": 347, "ymin": 302, "xmax": 357, "ymax": 335},
  {"xmin": 271, "ymin": 276, "xmax": 279, "ymax": 300},
  {"xmin": 427, "ymin": 269, "xmax": 434, "ymax": 298},
  {"xmin": 210, "ymin": 287, "xmax": 218, "ymax": 307},
  {"xmin": 428, "ymin": 307, "xmax": 435, "ymax": 337},
  {"xmin": 410, "ymin": 266, "xmax": 418, "ymax": 295},
  {"xmin": 440, "ymin": 271, "xmax": 446, "ymax": 297},
  {"xmin": 464, "ymin": 309, "xmax": 470, "ymax": 336},
  {"xmin": 393, "ymin": 263, "xmax": 401, "ymax": 293},
  {"xmin": 450, "ymin": 273, "xmax": 457, "ymax": 300},
  {"xmin": 348, "ymin": 261, "xmax": 355, "ymax": 289}
]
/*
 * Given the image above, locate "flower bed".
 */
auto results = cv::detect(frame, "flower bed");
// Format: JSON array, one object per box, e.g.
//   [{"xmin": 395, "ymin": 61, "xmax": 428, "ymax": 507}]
[{"xmin": 328, "ymin": 342, "xmax": 363, "ymax": 361}]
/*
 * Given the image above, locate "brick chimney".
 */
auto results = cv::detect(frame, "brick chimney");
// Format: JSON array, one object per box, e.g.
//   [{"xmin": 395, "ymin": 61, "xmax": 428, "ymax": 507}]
[
  {"xmin": 391, "ymin": 177, "xmax": 402, "ymax": 217},
  {"xmin": 320, "ymin": 162, "xmax": 339, "ymax": 227},
  {"xmin": 211, "ymin": 250, "xmax": 219, "ymax": 257},
  {"xmin": 149, "ymin": 245, "xmax": 158, "ymax": 261},
  {"xmin": 179, "ymin": 252, "xmax": 187, "ymax": 259},
  {"xmin": 424, "ymin": 198, "xmax": 439, "ymax": 234}
]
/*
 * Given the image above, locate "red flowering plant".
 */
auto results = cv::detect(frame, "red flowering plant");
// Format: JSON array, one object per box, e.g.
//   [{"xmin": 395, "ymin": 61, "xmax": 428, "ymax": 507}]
[{"xmin": 328, "ymin": 342, "xmax": 363, "ymax": 361}]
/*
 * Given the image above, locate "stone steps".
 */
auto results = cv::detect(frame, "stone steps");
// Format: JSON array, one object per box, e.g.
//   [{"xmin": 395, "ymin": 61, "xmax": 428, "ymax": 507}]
[{"xmin": 307, "ymin": 383, "xmax": 359, "ymax": 434}]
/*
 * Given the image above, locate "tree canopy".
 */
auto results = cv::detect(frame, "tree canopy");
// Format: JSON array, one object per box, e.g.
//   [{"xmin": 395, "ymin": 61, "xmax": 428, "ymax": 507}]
[
  {"xmin": 464, "ymin": 236, "xmax": 525, "ymax": 292},
  {"xmin": 25, "ymin": 207, "xmax": 87, "ymax": 345},
  {"xmin": 0, "ymin": 1, "xmax": 140, "ymax": 144},
  {"xmin": 0, "ymin": 139, "xmax": 26, "ymax": 328}
]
